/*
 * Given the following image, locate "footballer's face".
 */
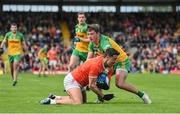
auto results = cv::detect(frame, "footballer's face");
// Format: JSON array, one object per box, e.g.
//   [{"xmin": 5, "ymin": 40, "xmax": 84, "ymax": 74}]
[
  {"xmin": 78, "ymin": 14, "xmax": 86, "ymax": 25},
  {"xmin": 10, "ymin": 25, "xmax": 17, "ymax": 33},
  {"xmin": 88, "ymin": 29, "xmax": 100, "ymax": 44},
  {"xmin": 104, "ymin": 55, "xmax": 118, "ymax": 68}
]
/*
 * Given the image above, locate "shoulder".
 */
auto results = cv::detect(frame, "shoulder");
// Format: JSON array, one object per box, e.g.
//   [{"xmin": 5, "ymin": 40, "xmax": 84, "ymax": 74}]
[
  {"xmin": 75, "ymin": 24, "xmax": 78, "ymax": 28},
  {"xmin": 84, "ymin": 23, "xmax": 88, "ymax": 28},
  {"xmin": 101, "ymin": 34, "xmax": 109, "ymax": 39},
  {"xmin": 5, "ymin": 32, "xmax": 12, "ymax": 36},
  {"xmin": 100, "ymin": 34, "xmax": 110, "ymax": 43},
  {"xmin": 17, "ymin": 32, "xmax": 24, "ymax": 36}
]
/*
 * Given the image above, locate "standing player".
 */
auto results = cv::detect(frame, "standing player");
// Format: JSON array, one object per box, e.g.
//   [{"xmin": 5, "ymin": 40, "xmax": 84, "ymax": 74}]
[
  {"xmin": 40, "ymin": 48, "xmax": 119, "ymax": 105},
  {"xmin": 68, "ymin": 12, "xmax": 90, "ymax": 72},
  {"xmin": 87, "ymin": 24, "xmax": 152, "ymax": 104},
  {"xmin": 0, "ymin": 23, "xmax": 27, "ymax": 86},
  {"xmin": 47, "ymin": 45, "xmax": 58, "ymax": 75},
  {"xmin": 38, "ymin": 44, "xmax": 48, "ymax": 77}
]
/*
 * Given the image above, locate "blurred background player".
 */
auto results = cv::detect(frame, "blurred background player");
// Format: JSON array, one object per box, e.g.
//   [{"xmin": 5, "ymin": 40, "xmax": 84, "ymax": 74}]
[
  {"xmin": 38, "ymin": 44, "xmax": 48, "ymax": 77},
  {"xmin": 0, "ymin": 23, "xmax": 27, "ymax": 86},
  {"xmin": 68, "ymin": 12, "xmax": 90, "ymax": 72},
  {"xmin": 87, "ymin": 24, "xmax": 151, "ymax": 104},
  {"xmin": 47, "ymin": 44, "xmax": 58, "ymax": 75},
  {"xmin": 40, "ymin": 48, "xmax": 118, "ymax": 105}
]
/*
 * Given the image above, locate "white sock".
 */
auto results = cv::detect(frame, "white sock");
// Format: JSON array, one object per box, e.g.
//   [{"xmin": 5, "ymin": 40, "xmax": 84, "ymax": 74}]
[{"xmin": 50, "ymin": 99, "xmax": 57, "ymax": 104}]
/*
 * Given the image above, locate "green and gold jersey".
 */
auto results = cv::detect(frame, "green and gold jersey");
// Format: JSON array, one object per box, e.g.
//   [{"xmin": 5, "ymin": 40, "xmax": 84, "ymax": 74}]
[
  {"xmin": 38, "ymin": 48, "xmax": 47, "ymax": 59},
  {"xmin": 75, "ymin": 23, "xmax": 89, "ymax": 52},
  {"xmin": 88, "ymin": 34, "xmax": 128, "ymax": 62},
  {"xmin": 5, "ymin": 31, "xmax": 25, "ymax": 55}
]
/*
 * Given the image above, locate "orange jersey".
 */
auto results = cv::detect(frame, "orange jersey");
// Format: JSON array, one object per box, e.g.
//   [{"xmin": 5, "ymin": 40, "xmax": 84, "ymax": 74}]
[
  {"xmin": 72, "ymin": 56, "xmax": 105, "ymax": 87},
  {"xmin": 47, "ymin": 49, "xmax": 58, "ymax": 61}
]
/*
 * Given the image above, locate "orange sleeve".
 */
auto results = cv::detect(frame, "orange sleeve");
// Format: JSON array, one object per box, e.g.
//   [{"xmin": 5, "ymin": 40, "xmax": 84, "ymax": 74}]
[{"xmin": 89, "ymin": 65, "xmax": 100, "ymax": 78}]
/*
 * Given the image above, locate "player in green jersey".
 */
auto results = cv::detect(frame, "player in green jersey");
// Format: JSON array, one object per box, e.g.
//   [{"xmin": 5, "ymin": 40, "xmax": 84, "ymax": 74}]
[
  {"xmin": 87, "ymin": 24, "xmax": 151, "ymax": 104},
  {"xmin": 0, "ymin": 23, "xmax": 27, "ymax": 86},
  {"xmin": 69, "ymin": 12, "xmax": 90, "ymax": 72}
]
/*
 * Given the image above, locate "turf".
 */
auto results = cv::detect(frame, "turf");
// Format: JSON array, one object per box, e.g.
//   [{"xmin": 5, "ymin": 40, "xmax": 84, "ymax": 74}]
[{"xmin": 0, "ymin": 73, "xmax": 180, "ymax": 113}]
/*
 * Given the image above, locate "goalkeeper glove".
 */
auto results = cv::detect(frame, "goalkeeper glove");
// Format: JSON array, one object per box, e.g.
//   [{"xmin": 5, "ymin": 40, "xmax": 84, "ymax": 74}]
[{"xmin": 103, "ymin": 94, "xmax": 114, "ymax": 101}]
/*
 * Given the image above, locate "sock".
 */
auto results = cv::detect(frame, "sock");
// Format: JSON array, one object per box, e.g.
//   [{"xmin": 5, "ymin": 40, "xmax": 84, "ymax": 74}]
[
  {"xmin": 50, "ymin": 99, "xmax": 57, "ymax": 104},
  {"xmin": 137, "ymin": 91, "xmax": 144, "ymax": 98}
]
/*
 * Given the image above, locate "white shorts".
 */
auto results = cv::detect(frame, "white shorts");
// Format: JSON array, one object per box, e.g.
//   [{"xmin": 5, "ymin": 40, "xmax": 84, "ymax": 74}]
[
  {"xmin": 64, "ymin": 73, "xmax": 83, "ymax": 91},
  {"xmin": 49, "ymin": 60, "xmax": 57, "ymax": 66}
]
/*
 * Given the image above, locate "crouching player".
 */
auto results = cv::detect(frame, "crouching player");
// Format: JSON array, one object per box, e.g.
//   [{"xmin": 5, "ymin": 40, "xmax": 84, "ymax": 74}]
[{"xmin": 40, "ymin": 48, "xmax": 119, "ymax": 105}]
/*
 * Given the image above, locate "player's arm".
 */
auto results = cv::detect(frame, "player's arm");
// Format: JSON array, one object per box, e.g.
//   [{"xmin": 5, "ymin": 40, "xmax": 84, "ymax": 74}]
[
  {"xmin": 87, "ymin": 52, "xmax": 94, "ymax": 60},
  {"xmin": 88, "ymin": 76, "xmax": 104, "ymax": 98},
  {"xmin": 87, "ymin": 42, "xmax": 94, "ymax": 60},
  {"xmin": 78, "ymin": 36, "xmax": 90, "ymax": 42},
  {"xmin": 38, "ymin": 49, "xmax": 43, "ymax": 57},
  {"xmin": 22, "ymin": 41, "xmax": 28, "ymax": 53},
  {"xmin": 0, "ymin": 35, "xmax": 7, "ymax": 48},
  {"xmin": 74, "ymin": 36, "xmax": 90, "ymax": 43}
]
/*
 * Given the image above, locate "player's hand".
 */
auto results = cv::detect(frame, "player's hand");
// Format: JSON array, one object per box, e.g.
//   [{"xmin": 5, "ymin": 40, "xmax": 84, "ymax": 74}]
[
  {"xmin": 74, "ymin": 36, "xmax": 81, "ymax": 42},
  {"xmin": 0, "ymin": 48, "xmax": 4, "ymax": 55},
  {"xmin": 103, "ymin": 94, "xmax": 114, "ymax": 101},
  {"xmin": 97, "ymin": 95, "xmax": 104, "ymax": 102}
]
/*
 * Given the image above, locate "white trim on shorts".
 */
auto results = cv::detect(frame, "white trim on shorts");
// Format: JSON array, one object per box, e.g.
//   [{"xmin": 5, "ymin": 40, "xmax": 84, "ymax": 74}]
[
  {"xmin": 64, "ymin": 73, "xmax": 83, "ymax": 91},
  {"xmin": 116, "ymin": 68, "xmax": 128, "ymax": 73}
]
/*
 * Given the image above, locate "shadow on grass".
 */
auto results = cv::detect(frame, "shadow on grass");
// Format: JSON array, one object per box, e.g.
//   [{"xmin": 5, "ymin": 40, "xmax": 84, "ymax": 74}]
[{"xmin": 86, "ymin": 101, "xmax": 142, "ymax": 105}]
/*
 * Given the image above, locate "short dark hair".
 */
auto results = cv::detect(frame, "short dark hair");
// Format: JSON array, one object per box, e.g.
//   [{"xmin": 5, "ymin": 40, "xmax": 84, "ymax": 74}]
[
  {"xmin": 88, "ymin": 24, "xmax": 100, "ymax": 33},
  {"xmin": 104, "ymin": 48, "xmax": 119, "ymax": 57},
  {"xmin": 11, "ymin": 23, "xmax": 17, "ymax": 26},
  {"xmin": 77, "ymin": 12, "xmax": 85, "ymax": 16}
]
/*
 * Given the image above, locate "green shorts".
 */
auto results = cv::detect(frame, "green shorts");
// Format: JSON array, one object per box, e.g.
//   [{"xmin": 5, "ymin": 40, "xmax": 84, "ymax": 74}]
[
  {"xmin": 72, "ymin": 49, "xmax": 88, "ymax": 62},
  {"xmin": 8, "ymin": 54, "xmax": 21, "ymax": 63},
  {"xmin": 113, "ymin": 58, "xmax": 131, "ymax": 73},
  {"xmin": 40, "ymin": 58, "xmax": 48, "ymax": 64}
]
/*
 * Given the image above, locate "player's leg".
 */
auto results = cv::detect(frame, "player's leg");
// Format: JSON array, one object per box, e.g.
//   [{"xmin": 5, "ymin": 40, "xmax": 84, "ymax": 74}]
[
  {"xmin": 8, "ymin": 55, "xmax": 14, "ymax": 79},
  {"xmin": 115, "ymin": 69, "xmax": 139, "ymax": 93},
  {"xmin": 42, "ymin": 88, "xmax": 83, "ymax": 105},
  {"xmin": 49, "ymin": 61, "xmax": 53, "ymax": 75},
  {"xmin": 42, "ymin": 61, "xmax": 46, "ymax": 76},
  {"xmin": 41, "ymin": 73, "xmax": 83, "ymax": 105},
  {"xmin": 52, "ymin": 61, "xmax": 57, "ymax": 75},
  {"xmin": 12, "ymin": 55, "xmax": 21, "ymax": 86},
  {"xmin": 38, "ymin": 61, "xmax": 43, "ymax": 77},
  {"xmin": 56, "ymin": 88, "xmax": 83, "ymax": 105},
  {"xmin": 68, "ymin": 49, "xmax": 80, "ymax": 72},
  {"xmin": 114, "ymin": 59, "xmax": 151, "ymax": 104}
]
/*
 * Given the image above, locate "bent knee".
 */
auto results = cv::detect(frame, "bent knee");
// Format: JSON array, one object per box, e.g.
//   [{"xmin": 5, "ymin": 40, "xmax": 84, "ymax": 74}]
[
  {"xmin": 73, "ymin": 100, "xmax": 83, "ymax": 105},
  {"xmin": 115, "ymin": 80, "xmax": 126, "ymax": 89}
]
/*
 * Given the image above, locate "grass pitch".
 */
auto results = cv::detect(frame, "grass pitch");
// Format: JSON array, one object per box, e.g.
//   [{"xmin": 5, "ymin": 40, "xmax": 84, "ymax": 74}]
[{"xmin": 0, "ymin": 73, "xmax": 180, "ymax": 113}]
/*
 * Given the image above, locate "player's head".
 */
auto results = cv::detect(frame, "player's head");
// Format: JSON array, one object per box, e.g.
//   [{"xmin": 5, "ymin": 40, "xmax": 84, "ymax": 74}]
[
  {"xmin": 103, "ymin": 48, "xmax": 119, "ymax": 68},
  {"xmin": 10, "ymin": 23, "xmax": 17, "ymax": 33},
  {"xmin": 87, "ymin": 24, "xmax": 100, "ymax": 43},
  {"xmin": 77, "ymin": 12, "xmax": 86, "ymax": 25}
]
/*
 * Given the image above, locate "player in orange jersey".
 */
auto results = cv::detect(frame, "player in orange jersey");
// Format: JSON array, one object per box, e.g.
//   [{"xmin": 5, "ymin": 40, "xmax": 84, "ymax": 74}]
[
  {"xmin": 47, "ymin": 45, "xmax": 58, "ymax": 75},
  {"xmin": 40, "ymin": 48, "xmax": 119, "ymax": 105}
]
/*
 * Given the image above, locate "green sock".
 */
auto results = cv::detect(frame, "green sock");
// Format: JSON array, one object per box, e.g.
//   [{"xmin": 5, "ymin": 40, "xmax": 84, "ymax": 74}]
[{"xmin": 137, "ymin": 91, "xmax": 144, "ymax": 98}]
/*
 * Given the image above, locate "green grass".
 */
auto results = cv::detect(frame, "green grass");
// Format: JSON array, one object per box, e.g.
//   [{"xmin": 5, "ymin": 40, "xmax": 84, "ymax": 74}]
[{"xmin": 0, "ymin": 73, "xmax": 180, "ymax": 113}]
